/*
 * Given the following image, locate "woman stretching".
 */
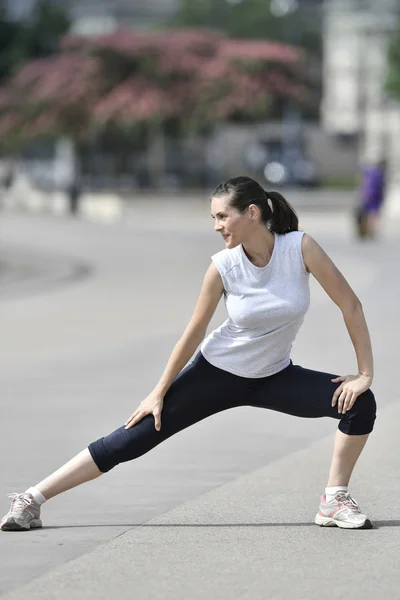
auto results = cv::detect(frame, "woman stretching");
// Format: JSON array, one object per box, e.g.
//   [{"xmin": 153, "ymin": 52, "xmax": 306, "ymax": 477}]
[{"xmin": 1, "ymin": 176, "xmax": 376, "ymax": 531}]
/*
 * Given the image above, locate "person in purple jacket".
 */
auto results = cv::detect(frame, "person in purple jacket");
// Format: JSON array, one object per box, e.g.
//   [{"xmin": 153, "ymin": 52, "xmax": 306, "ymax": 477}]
[{"xmin": 358, "ymin": 159, "xmax": 387, "ymax": 238}]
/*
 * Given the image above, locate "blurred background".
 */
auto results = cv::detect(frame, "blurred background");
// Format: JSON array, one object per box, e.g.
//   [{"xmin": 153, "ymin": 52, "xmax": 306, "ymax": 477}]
[{"xmin": 0, "ymin": 0, "xmax": 400, "ymax": 215}]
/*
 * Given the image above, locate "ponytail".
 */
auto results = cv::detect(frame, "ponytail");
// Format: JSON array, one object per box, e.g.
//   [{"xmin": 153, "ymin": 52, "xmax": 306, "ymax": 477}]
[{"xmin": 267, "ymin": 191, "xmax": 298, "ymax": 234}]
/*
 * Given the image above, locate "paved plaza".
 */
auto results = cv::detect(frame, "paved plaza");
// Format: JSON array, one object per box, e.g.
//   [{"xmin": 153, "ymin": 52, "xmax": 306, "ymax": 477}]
[{"xmin": 0, "ymin": 194, "xmax": 399, "ymax": 599}]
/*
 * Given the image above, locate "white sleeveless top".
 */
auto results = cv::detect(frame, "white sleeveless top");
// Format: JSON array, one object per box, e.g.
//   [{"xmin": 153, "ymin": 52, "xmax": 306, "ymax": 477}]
[{"xmin": 201, "ymin": 231, "xmax": 310, "ymax": 378}]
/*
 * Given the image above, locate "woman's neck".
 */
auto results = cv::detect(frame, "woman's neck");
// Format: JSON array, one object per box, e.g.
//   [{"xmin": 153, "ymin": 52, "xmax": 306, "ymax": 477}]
[{"xmin": 242, "ymin": 228, "xmax": 275, "ymax": 267}]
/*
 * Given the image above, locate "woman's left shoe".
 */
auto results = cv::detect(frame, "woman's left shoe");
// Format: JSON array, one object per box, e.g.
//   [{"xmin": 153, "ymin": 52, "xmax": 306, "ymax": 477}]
[
  {"xmin": 0, "ymin": 493, "xmax": 42, "ymax": 531},
  {"xmin": 315, "ymin": 491, "xmax": 372, "ymax": 529}
]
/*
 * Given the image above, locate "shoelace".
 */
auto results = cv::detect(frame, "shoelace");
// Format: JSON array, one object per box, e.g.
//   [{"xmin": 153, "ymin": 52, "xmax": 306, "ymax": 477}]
[
  {"xmin": 336, "ymin": 492, "xmax": 360, "ymax": 511},
  {"xmin": 7, "ymin": 493, "xmax": 34, "ymax": 511}
]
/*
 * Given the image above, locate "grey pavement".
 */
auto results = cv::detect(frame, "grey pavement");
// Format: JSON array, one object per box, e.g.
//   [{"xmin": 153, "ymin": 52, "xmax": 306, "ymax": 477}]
[
  {"xmin": 0, "ymin": 244, "xmax": 91, "ymax": 302},
  {"xmin": 0, "ymin": 195, "xmax": 399, "ymax": 599}
]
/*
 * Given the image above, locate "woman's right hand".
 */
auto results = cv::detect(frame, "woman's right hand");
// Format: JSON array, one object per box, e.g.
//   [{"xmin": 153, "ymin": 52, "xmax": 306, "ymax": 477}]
[{"xmin": 124, "ymin": 391, "xmax": 164, "ymax": 431}]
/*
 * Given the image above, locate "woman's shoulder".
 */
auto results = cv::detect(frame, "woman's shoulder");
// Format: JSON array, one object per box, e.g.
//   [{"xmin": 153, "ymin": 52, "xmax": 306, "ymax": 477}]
[
  {"xmin": 211, "ymin": 246, "xmax": 241, "ymax": 276},
  {"xmin": 279, "ymin": 230, "xmax": 308, "ymax": 261},
  {"xmin": 280, "ymin": 230, "xmax": 307, "ymax": 248},
  {"xmin": 283, "ymin": 230, "xmax": 306, "ymax": 241}
]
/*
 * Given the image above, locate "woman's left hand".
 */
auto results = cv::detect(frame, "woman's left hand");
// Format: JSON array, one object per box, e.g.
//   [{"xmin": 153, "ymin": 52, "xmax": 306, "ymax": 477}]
[{"xmin": 331, "ymin": 373, "xmax": 373, "ymax": 414}]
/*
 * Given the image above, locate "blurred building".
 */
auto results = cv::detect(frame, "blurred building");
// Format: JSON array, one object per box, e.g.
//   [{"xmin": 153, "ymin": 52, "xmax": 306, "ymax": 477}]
[
  {"xmin": 3, "ymin": 0, "xmax": 179, "ymax": 33},
  {"xmin": 3, "ymin": 0, "xmax": 34, "ymax": 19},
  {"xmin": 322, "ymin": 0, "xmax": 399, "ymax": 168},
  {"xmin": 68, "ymin": 0, "xmax": 180, "ymax": 35},
  {"xmin": 3, "ymin": 0, "xmax": 65, "ymax": 19}
]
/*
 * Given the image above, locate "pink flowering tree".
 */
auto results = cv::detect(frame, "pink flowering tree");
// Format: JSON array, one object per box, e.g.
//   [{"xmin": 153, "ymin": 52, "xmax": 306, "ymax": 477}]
[
  {"xmin": 0, "ymin": 27, "xmax": 309, "ymax": 148},
  {"xmin": 84, "ymin": 29, "xmax": 307, "ymax": 132},
  {"xmin": 0, "ymin": 52, "xmax": 101, "ymax": 149}
]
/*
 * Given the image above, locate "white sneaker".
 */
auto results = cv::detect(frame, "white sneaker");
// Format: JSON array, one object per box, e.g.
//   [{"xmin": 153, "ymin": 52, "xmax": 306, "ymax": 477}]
[
  {"xmin": 315, "ymin": 491, "xmax": 372, "ymax": 529},
  {"xmin": 1, "ymin": 493, "xmax": 42, "ymax": 531}
]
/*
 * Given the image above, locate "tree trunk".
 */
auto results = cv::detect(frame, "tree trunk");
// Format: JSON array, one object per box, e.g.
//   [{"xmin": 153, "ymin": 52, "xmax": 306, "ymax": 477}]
[{"xmin": 147, "ymin": 121, "xmax": 165, "ymax": 189}]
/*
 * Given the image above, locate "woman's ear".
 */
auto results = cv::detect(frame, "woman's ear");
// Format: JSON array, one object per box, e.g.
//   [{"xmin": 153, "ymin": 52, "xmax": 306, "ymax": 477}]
[{"xmin": 248, "ymin": 203, "xmax": 260, "ymax": 221}]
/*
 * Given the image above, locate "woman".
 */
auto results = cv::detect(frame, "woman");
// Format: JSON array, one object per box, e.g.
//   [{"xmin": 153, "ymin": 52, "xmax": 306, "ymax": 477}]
[{"xmin": 1, "ymin": 176, "xmax": 376, "ymax": 531}]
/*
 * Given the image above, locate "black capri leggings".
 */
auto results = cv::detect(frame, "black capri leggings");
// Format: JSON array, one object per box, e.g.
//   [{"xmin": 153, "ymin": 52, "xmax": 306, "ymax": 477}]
[{"xmin": 88, "ymin": 353, "xmax": 376, "ymax": 473}]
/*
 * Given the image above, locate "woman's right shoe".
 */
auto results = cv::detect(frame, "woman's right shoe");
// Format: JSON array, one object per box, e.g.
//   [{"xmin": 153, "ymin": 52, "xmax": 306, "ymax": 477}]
[
  {"xmin": 0, "ymin": 492, "xmax": 42, "ymax": 531},
  {"xmin": 315, "ymin": 491, "xmax": 372, "ymax": 529}
]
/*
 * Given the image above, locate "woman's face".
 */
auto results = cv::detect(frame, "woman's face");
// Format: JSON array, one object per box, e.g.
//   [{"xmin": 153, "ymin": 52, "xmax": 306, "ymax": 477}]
[{"xmin": 211, "ymin": 194, "xmax": 253, "ymax": 249}]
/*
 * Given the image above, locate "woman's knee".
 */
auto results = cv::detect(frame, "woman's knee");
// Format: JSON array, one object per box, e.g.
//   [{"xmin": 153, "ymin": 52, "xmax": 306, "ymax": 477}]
[
  {"xmin": 88, "ymin": 417, "xmax": 162, "ymax": 473},
  {"xmin": 339, "ymin": 388, "xmax": 376, "ymax": 435}
]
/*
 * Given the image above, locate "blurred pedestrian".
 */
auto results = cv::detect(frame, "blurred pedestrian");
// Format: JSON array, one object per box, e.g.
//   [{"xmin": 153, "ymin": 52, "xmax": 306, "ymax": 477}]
[
  {"xmin": 1, "ymin": 176, "xmax": 376, "ymax": 532},
  {"xmin": 67, "ymin": 179, "xmax": 81, "ymax": 215},
  {"xmin": 0, "ymin": 160, "xmax": 14, "ymax": 190},
  {"xmin": 3, "ymin": 167, "xmax": 14, "ymax": 190},
  {"xmin": 356, "ymin": 159, "xmax": 387, "ymax": 239}
]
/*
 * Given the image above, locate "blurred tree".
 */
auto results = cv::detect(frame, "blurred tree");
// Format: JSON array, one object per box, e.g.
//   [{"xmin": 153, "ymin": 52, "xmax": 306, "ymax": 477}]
[
  {"xmin": 25, "ymin": 0, "xmax": 71, "ymax": 57},
  {"xmin": 386, "ymin": 26, "xmax": 400, "ymax": 98},
  {"xmin": 0, "ymin": 27, "xmax": 317, "ymax": 189},
  {"xmin": 170, "ymin": 0, "xmax": 322, "ymax": 121},
  {"xmin": 171, "ymin": 0, "xmax": 322, "ymax": 59},
  {"xmin": 0, "ymin": 28, "xmax": 311, "ymax": 144},
  {"xmin": 0, "ymin": 0, "xmax": 70, "ymax": 83},
  {"xmin": 0, "ymin": 1, "xmax": 23, "ymax": 81}
]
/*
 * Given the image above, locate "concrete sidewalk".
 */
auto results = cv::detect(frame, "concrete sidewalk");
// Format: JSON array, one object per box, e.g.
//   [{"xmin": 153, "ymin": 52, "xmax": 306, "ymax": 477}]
[{"xmin": 2, "ymin": 398, "xmax": 399, "ymax": 600}]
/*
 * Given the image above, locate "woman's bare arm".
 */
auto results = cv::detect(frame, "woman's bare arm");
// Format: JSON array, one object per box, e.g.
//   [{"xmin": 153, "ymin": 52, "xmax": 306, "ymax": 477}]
[{"xmin": 301, "ymin": 233, "xmax": 373, "ymax": 380}]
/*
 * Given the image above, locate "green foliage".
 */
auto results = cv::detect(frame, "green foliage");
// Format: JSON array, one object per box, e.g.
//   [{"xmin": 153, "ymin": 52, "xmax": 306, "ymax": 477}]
[
  {"xmin": 321, "ymin": 176, "xmax": 357, "ymax": 190},
  {"xmin": 27, "ymin": 0, "xmax": 70, "ymax": 56},
  {"xmin": 386, "ymin": 27, "xmax": 400, "ymax": 98},
  {"xmin": 171, "ymin": 0, "xmax": 322, "ymax": 58},
  {"xmin": 0, "ymin": 0, "xmax": 70, "ymax": 82},
  {"xmin": 173, "ymin": 0, "xmax": 215, "ymax": 27}
]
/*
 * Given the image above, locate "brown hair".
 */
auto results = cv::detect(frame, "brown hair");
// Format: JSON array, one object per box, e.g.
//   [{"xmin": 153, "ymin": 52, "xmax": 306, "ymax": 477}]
[{"xmin": 212, "ymin": 176, "xmax": 298, "ymax": 234}]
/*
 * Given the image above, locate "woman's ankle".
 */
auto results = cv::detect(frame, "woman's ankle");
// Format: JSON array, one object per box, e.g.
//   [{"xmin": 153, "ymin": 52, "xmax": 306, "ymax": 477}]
[{"xmin": 25, "ymin": 487, "xmax": 47, "ymax": 505}]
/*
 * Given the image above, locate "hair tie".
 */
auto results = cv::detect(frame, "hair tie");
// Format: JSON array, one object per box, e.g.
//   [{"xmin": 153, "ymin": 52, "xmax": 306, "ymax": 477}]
[{"xmin": 263, "ymin": 192, "xmax": 273, "ymax": 212}]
